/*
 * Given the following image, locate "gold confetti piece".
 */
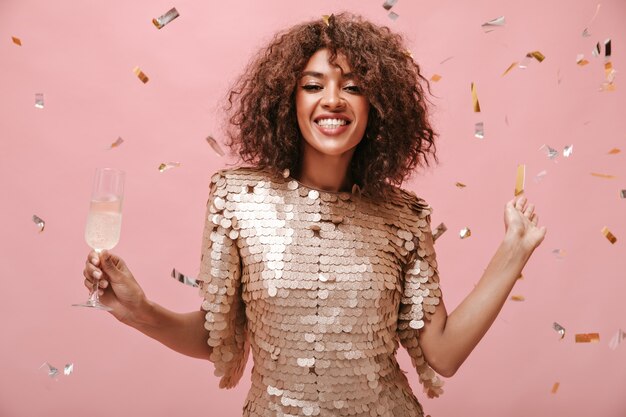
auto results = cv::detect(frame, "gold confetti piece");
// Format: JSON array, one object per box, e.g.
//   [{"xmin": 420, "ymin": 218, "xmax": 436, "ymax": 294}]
[
  {"xmin": 514, "ymin": 164, "xmax": 525, "ymax": 196},
  {"xmin": 388, "ymin": 11, "xmax": 399, "ymax": 21},
  {"xmin": 553, "ymin": 322, "xmax": 566, "ymax": 339},
  {"xmin": 403, "ymin": 49, "xmax": 413, "ymax": 59},
  {"xmin": 607, "ymin": 148, "xmax": 620, "ymax": 155},
  {"xmin": 474, "ymin": 122, "xmax": 484, "ymax": 139},
  {"xmin": 551, "ymin": 382, "xmax": 560, "ymax": 394},
  {"xmin": 601, "ymin": 226, "xmax": 617, "ymax": 244},
  {"xmin": 205, "ymin": 135, "xmax": 225, "ymax": 156},
  {"xmin": 575, "ymin": 333, "xmax": 600, "ymax": 343},
  {"xmin": 35, "ymin": 93, "xmax": 44, "ymax": 109},
  {"xmin": 471, "ymin": 82, "xmax": 480, "ymax": 112},
  {"xmin": 608, "ymin": 329, "xmax": 625, "ymax": 350},
  {"xmin": 432, "ymin": 222, "xmax": 447, "ymax": 242},
  {"xmin": 481, "ymin": 16, "xmax": 505, "ymax": 32},
  {"xmin": 455, "ymin": 182, "xmax": 466, "ymax": 188},
  {"xmin": 63, "ymin": 363, "xmax": 74, "ymax": 376},
  {"xmin": 109, "ymin": 137, "xmax": 124, "ymax": 149},
  {"xmin": 620, "ymin": 190, "xmax": 626, "ymax": 199},
  {"xmin": 591, "ymin": 172, "xmax": 616, "ymax": 179},
  {"xmin": 40, "ymin": 362, "xmax": 59, "ymax": 378},
  {"xmin": 552, "ymin": 249, "xmax": 567, "ymax": 259},
  {"xmin": 12, "ymin": 36, "xmax": 22, "ymax": 46},
  {"xmin": 576, "ymin": 54, "xmax": 589, "ymax": 66},
  {"xmin": 430, "ymin": 74, "xmax": 442, "ymax": 82},
  {"xmin": 563, "ymin": 144, "xmax": 574, "ymax": 157},
  {"xmin": 528, "ymin": 51, "xmax": 546, "ymax": 62},
  {"xmin": 534, "ymin": 170, "xmax": 547, "ymax": 183},
  {"xmin": 133, "ymin": 66, "xmax": 149, "ymax": 84},
  {"xmin": 171, "ymin": 268, "xmax": 198, "ymax": 287},
  {"xmin": 152, "ymin": 7, "xmax": 179, "ymax": 29},
  {"xmin": 510, "ymin": 295, "xmax": 525, "ymax": 301},
  {"xmin": 32, "ymin": 215, "xmax": 45, "ymax": 232},
  {"xmin": 604, "ymin": 39, "xmax": 611, "ymax": 57},
  {"xmin": 382, "ymin": 0, "xmax": 398, "ymax": 10},
  {"xmin": 158, "ymin": 162, "xmax": 181, "ymax": 172},
  {"xmin": 459, "ymin": 227, "xmax": 471, "ymax": 239},
  {"xmin": 502, "ymin": 62, "xmax": 517, "ymax": 76},
  {"xmin": 321, "ymin": 15, "xmax": 331, "ymax": 26}
]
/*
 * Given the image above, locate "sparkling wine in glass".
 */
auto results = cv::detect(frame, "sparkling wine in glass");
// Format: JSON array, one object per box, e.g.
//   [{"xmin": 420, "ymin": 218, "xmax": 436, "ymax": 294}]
[{"xmin": 73, "ymin": 168, "xmax": 125, "ymax": 311}]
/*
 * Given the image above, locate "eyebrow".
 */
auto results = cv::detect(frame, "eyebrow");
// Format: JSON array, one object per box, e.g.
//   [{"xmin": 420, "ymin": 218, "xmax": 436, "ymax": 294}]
[{"xmin": 300, "ymin": 71, "xmax": 354, "ymax": 79}]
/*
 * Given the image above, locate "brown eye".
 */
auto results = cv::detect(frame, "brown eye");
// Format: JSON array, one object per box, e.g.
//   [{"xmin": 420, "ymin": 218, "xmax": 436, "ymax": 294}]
[
  {"xmin": 302, "ymin": 85, "xmax": 322, "ymax": 91},
  {"xmin": 344, "ymin": 85, "xmax": 362, "ymax": 93}
]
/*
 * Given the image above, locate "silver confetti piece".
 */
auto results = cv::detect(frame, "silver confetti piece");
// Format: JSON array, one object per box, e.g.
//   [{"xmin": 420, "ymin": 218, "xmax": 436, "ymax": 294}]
[
  {"xmin": 206, "ymin": 135, "xmax": 225, "ymax": 157},
  {"xmin": 608, "ymin": 329, "xmax": 625, "ymax": 350},
  {"xmin": 388, "ymin": 11, "xmax": 399, "ymax": 21},
  {"xmin": 35, "ymin": 93, "xmax": 44, "ymax": 109},
  {"xmin": 474, "ymin": 122, "xmax": 484, "ymax": 139},
  {"xmin": 40, "ymin": 362, "xmax": 59, "ymax": 378},
  {"xmin": 109, "ymin": 137, "xmax": 124, "ymax": 149},
  {"xmin": 152, "ymin": 7, "xmax": 180, "ymax": 29},
  {"xmin": 432, "ymin": 222, "xmax": 447, "ymax": 242},
  {"xmin": 32, "ymin": 215, "xmax": 45, "ymax": 232},
  {"xmin": 582, "ymin": 28, "xmax": 591, "ymax": 37},
  {"xmin": 171, "ymin": 268, "xmax": 198, "ymax": 287},
  {"xmin": 459, "ymin": 227, "xmax": 471, "ymax": 239},
  {"xmin": 553, "ymin": 322, "xmax": 566, "ymax": 339},
  {"xmin": 620, "ymin": 190, "xmax": 626, "ymax": 199},
  {"xmin": 64, "ymin": 363, "xmax": 74, "ymax": 376},
  {"xmin": 563, "ymin": 144, "xmax": 574, "ymax": 157},
  {"xmin": 382, "ymin": 0, "xmax": 398, "ymax": 10},
  {"xmin": 539, "ymin": 144, "xmax": 559, "ymax": 160},
  {"xmin": 481, "ymin": 16, "xmax": 505, "ymax": 32},
  {"xmin": 592, "ymin": 42, "xmax": 601, "ymax": 57},
  {"xmin": 534, "ymin": 170, "xmax": 547, "ymax": 183}
]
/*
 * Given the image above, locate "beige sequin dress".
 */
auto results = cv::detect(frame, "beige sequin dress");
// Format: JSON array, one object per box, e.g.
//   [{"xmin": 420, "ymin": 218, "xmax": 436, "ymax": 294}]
[{"xmin": 197, "ymin": 166, "xmax": 444, "ymax": 417}]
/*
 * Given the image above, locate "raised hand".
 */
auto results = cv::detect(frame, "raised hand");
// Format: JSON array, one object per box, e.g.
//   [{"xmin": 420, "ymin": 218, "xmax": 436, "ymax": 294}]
[{"xmin": 503, "ymin": 194, "xmax": 547, "ymax": 253}]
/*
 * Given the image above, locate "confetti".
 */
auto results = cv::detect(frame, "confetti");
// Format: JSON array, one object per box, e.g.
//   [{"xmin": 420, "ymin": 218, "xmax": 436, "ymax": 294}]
[
  {"xmin": 430, "ymin": 74, "xmax": 442, "ymax": 82},
  {"xmin": 322, "ymin": 15, "xmax": 331, "ymax": 26},
  {"xmin": 205, "ymin": 135, "xmax": 225, "ymax": 156},
  {"xmin": 591, "ymin": 172, "xmax": 616, "ymax": 179},
  {"xmin": 474, "ymin": 122, "xmax": 484, "ymax": 139},
  {"xmin": 582, "ymin": 28, "xmax": 591, "ymax": 37},
  {"xmin": 459, "ymin": 227, "xmax": 471, "ymax": 239},
  {"xmin": 63, "ymin": 363, "xmax": 74, "ymax": 376},
  {"xmin": 604, "ymin": 39, "xmax": 611, "ymax": 58},
  {"xmin": 109, "ymin": 137, "xmax": 124, "ymax": 149},
  {"xmin": 527, "ymin": 51, "xmax": 546, "ymax": 62},
  {"xmin": 382, "ymin": 0, "xmax": 398, "ymax": 10},
  {"xmin": 388, "ymin": 11, "xmax": 399, "ymax": 21},
  {"xmin": 471, "ymin": 82, "xmax": 480, "ymax": 112},
  {"xmin": 601, "ymin": 226, "xmax": 617, "ymax": 244},
  {"xmin": 576, "ymin": 54, "xmax": 589, "ymax": 66},
  {"xmin": 539, "ymin": 144, "xmax": 559, "ymax": 160},
  {"xmin": 152, "ymin": 7, "xmax": 179, "ymax": 29},
  {"xmin": 608, "ymin": 329, "xmax": 625, "ymax": 350},
  {"xmin": 620, "ymin": 190, "xmax": 626, "ymax": 199},
  {"xmin": 432, "ymin": 222, "xmax": 447, "ymax": 242},
  {"xmin": 439, "ymin": 56, "xmax": 454, "ymax": 65},
  {"xmin": 502, "ymin": 62, "xmax": 517, "ymax": 76},
  {"xmin": 171, "ymin": 268, "xmax": 198, "ymax": 287},
  {"xmin": 563, "ymin": 145, "xmax": 574, "ymax": 157},
  {"xmin": 455, "ymin": 182, "xmax": 466, "ymax": 188},
  {"xmin": 158, "ymin": 162, "xmax": 181, "ymax": 172},
  {"xmin": 133, "ymin": 66, "xmax": 149, "ymax": 84},
  {"xmin": 481, "ymin": 16, "xmax": 505, "ymax": 32},
  {"xmin": 35, "ymin": 93, "xmax": 44, "ymax": 109},
  {"xmin": 608, "ymin": 148, "xmax": 621, "ymax": 154},
  {"xmin": 510, "ymin": 295, "xmax": 525, "ymax": 302},
  {"xmin": 534, "ymin": 170, "xmax": 547, "ymax": 183},
  {"xmin": 40, "ymin": 362, "xmax": 59, "ymax": 378},
  {"xmin": 12, "ymin": 36, "xmax": 22, "ymax": 46},
  {"xmin": 514, "ymin": 164, "xmax": 525, "ymax": 196},
  {"xmin": 601, "ymin": 61, "xmax": 617, "ymax": 92},
  {"xmin": 553, "ymin": 322, "xmax": 566, "ymax": 339},
  {"xmin": 32, "ymin": 215, "xmax": 45, "ymax": 232},
  {"xmin": 582, "ymin": 4, "xmax": 601, "ymax": 37},
  {"xmin": 551, "ymin": 382, "xmax": 560, "ymax": 394},
  {"xmin": 592, "ymin": 42, "xmax": 601, "ymax": 57},
  {"xmin": 575, "ymin": 333, "xmax": 600, "ymax": 343},
  {"xmin": 552, "ymin": 249, "xmax": 566, "ymax": 259}
]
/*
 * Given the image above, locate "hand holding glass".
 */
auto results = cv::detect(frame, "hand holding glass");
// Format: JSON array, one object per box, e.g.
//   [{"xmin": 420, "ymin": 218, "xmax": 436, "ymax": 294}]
[{"xmin": 73, "ymin": 168, "xmax": 125, "ymax": 311}]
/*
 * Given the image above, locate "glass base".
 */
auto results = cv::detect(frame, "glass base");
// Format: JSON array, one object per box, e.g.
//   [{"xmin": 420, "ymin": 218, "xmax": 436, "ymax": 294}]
[{"xmin": 72, "ymin": 300, "xmax": 113, "ymax": 311}]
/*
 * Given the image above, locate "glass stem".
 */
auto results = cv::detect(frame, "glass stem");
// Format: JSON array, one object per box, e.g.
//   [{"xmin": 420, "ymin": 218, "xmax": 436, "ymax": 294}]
[{"xmin": 89, "ymin": 278, "xmax": 101, "ymax": 304}]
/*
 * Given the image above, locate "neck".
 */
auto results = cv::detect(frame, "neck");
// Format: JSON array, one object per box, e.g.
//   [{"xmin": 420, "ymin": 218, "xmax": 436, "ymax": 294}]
[{"xmin": 294, "ymin": 142, "xmax": 355, "ymax": 193}]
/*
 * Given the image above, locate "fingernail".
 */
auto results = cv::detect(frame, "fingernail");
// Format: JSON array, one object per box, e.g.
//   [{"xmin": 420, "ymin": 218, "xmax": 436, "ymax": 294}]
[
  {"xmin": 98, "ymin": 290, "xmax": 104, "ymax": 296},
  {"xmin": 92, "ymin": 270, "xmax": 102, "ymax": 279},
  {"xmin": 91, "ymin": 257, "xmax": 99, "ymax": 266},
  {"xmin": 99, "ymin": 280, "xmax": 107, "ymax": 288}
]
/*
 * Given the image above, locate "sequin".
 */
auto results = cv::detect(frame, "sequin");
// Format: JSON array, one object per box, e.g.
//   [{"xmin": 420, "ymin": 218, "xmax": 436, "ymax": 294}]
[{"xmin": 197, "ymin": 166, "xmax": 444, "ymax": 416}]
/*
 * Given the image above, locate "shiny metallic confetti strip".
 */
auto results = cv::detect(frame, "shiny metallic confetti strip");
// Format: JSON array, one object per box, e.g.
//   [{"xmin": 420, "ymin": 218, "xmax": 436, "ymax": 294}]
[
  {"xmin": 455, "ymin": 182, "xmax": 466, "ymax": 188},
  {"xmin": 32, "ymin": 215, "xmax": 45, "ymax": 232},
  {"xmin": 197, "ymin": 166, "xmax": 445, "ymax": 413},
  {"xmin": 158, "ymin": 162, "xmax": 181, "ymax": 172},
  {"xmin": 551, "ymin": 382, "xmax": 560, "ymax": 394},
  {"xmin": 133, "ymin": 66, "xmax": 149, "ymax": 83},
  {"xmin": 604, "ymin": 39, "xmax": 611, "ymax": 57},
  {"xmin": 40, "ymin": 362, "xmax": 59, "ymax": 378},
  {"xmin": 608, "ymin": 148, "xmax": 621, "ymax": 154},
  {"xmin": 575, "ymin": 333, "xmax": 600, "ymax": 343},
  {"xmin": 474, "ymin": 122, "xmax": 484, "ymax": 139},
  {"xmin": 321, "ymin": 15, "xmax": 331, "ymax": 26},
  {"xmin": 502, "ymin": 62, "xmax": 517, "ymax": 76},
  {"xmin": 515, "ymin": 164, "xmax": 525, "ymax": 196},
  {"xmin": 205, "ymin": 135, "xmax": 225, "ymax": 156},
  {"xmin": 63, "ymin": 363, "xmax": 74, "ymax": 376},
  {"xmin": 592, "ymin": 42, "xmax": 601, "ymax": 57},
  {"xmin": 430, "ymin": 74, "xmax": 442, "ymax": 82},
  {"xmin": 576, "ymin": 54, "xmax": 589, "ymax": 66},
  {"xmin": 34, "ymin": 93, "xmax": 44, "ymax": 109},
  {"xmin": 553, "ymin": 322, "xmax": 566, "ymax": 339},
  {"xmin": 620, "ymin": 190, "xmax": 626, "ymax": 199},
  {"xmin": 471, "ymin": 82, "xmax": 480, "ymax": 112},
  {"xmin": 528, "ymin": 51, "xmax": 545, "ymax": 62},
  {"xmin": 459, "ymin": 227, "xmax": 471, "ymax": 239},
  {"xmin": 171, "ymin": 268, "xmax": 198, "ymax": 287},
  {"xmin": 481, "ymin": 16, "xmax": 505, "ymax": 32},
  {"xmin": 432, "ymin": 222, "xmax": 447, "ymax": 242},
  {"xmin": 608, "ymin": 329, "xmax": 625, "ymax": 350},
  {"xmin": 601, "ymin": 226, "xmax": 617, "ymax": 244},
  {"xmin": 582, "ymin": 4, "xmax": 601, "ymax": 37},
  {"xmin": 109, "ymin": 137, "xmax": 124, "ymax": 149},
  {"xmin": 563, "ymin": 145, "xmax": 574, "ymax": 157},
  {"xmin": 510, "ymin": 295, "xmax": 525, "ymax": 302},
  {"xmin": 534, "ymin": 170, "xmax": 547, "ymax": 183},
  {"xmin": 382, "ymin": 0, "xmax": 398, "ymax": 10},
  {"xmin": 12, "ymin": 36, "xmax": 22, "ymax": 46},
  {"xmin": 388, "ymin": 11, "xmax": 399, "ymax": 21},
  {"xmin": 539, "ymin": 144, "xmax": 558, "ymax": 160},
  {"xmin": 152, "ymin": 7, "xmax": 179, "ymax": 29},
  {"xmin": 591, "ymin": 172, "xmax": 616, "ymax": 179}
]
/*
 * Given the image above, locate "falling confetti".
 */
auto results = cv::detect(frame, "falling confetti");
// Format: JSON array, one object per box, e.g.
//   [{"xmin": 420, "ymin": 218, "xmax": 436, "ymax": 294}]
[
  {"xmin": 553, "ymin": 322, "xmax": 566, "ymax": 339},
  {"xmin": 474, "ymin": 122, "xmax": 484, "ymax": 139},
  {"xmin": 608, "ymin": 329, "xmax": 625, "ymax": 350},
  {"xmin": 563, "ymin": 145, "xmax": 574, "ymax": 157},
  {"xmin": 152, "ymin": 7, "xmax": 179, "ymax": 29},
  {"xmin": 620, "ymin": 190, "xmax": 626, "ymax": 199},
  {"xmin": 502, "ymin": 62, "xmax": 517, "ymax": 76},
  {"xmin": 534, "ymin": 170, "xmax": 547, "ymax": 183},
  {"xmin": 205, "ymin": 135, "xmax": 225, "ymax": 156},
  {"xmin": 109, "ymin": 137, "xmax": 124, "ymax": 149},
  {"xmin": 552, "ymin": 249, "xmax": 566, "ymax": 259},
  {"xmin": 32, "ymin": 215, "xmax": 45, "ymax": 232},
  {"xmin": 430, "ymin": 74, "xmax": 442, "ymax": 82},
  {"xmin": 608, "ymin": 148, "xmax": 621, "ymax": 154},
  {"xmin": 158, "ymin": 162, "xmax": 181, "ymax": 172},
  {"xmin": 471, "ymin": 82, "xmax": 480, "ymax": 112},
  {"xmin": 455, "ymin": 182, "xmax": 466, "ymax": 188},
  {"xmin": 576, "ymin": 54, "xmax": 589, "ymax": 66},
  {"xmin": 582, "ymin": 4, "xmax": 601, "ymax": 37},
  {"xmin": 604, "ymin": 39, "xmax": 611, "ymax": 57},
  {"xmin": 515, "ymin": 164, "xmax": 525, "ymax": 196},
  {"xmin": 601, "ymin": 226, "xmax": 617, "ymax": 244},
  {"xmin": 510, "ymin": 295, "xmax": 525, "ymax": 302},
  {"xmin": 592, "ymin": 42, "xmax": 601, "ymax": 57},
  {"xmin": 133, "ymin": 66, "xmax": 149, "ymax": 84},
  {"xmin": 35, "ymin": 93, "xmax": 44, "ymax": 109},
  {"xmin": 591, "ymin": 172, "xmax": 616, "ymax": 179},
  {"xmin": 382, "ymin": 0, "xmax": 398, "ymax": 10},
  {"xmin": 171, "ymin": 268, "xmax": 198, "ymax": 287},
  {"xmin": 539, "ymin": 144, "xmax": 559, "ymax": 160},
  {"xmin": 519, "ymin": 51, "xmax": 545, "ymax": 69},
  {"xmin": 481, "ymin": 16, "xmax": 505, "ymax": 32},
  {"xmin": 432, "ymin": 222, "xmax": 447, "ymax": 242},
  {"xmin": 575, "ymin": 333, "xmax": 600, "ymax": 343},
  {"xmin": 12, "ymin": 36, "xmax": 22, "ymax": 46},
  {"xmin": 64, "ymin": 363, "xmax": 74, "ymax": 376},
  {"xmin": 601, "ymin": 61, "xmax": 616, "ymax": 92},
  {"xmin": 459, "ymin": 227, "xmax": 471, "ymax": 239},
  {"xmin": 388, "ymin": 11, "xmax": 399, "ymax": 21},
  {"xmin": 322, "ymin": 15, "xmax": 331, "ymax": 26},
  {"xmin": 40, "ymin": 362, "xmax": 59, "ymax": 378},
  {"xmin": 439, "ymin": 56, "xmax": 454, "ymax": 65},
  {"xmin": 551, "ymin": 382, "xmax": 560, "ymax": 394}
]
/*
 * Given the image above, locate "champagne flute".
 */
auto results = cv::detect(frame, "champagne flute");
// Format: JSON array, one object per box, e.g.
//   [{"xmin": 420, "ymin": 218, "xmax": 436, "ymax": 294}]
[{"xmin": 73, "ymin": 168, "xmax": 125, "ymax": 311}]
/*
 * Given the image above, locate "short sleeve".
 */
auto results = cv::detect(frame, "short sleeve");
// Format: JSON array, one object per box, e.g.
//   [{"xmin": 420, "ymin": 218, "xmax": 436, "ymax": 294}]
[
  {"xmin": 396, "ymin": 196, "xmax": 445, "ymax": 398},
  {"xmin": 197, "ymin": 170, "xmax": 249, "ymax": 389}
]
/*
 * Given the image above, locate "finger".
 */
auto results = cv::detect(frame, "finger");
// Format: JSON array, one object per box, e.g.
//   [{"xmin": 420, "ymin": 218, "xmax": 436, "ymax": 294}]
[
  {"xmin": 514, "ymin": 195, "xmax": 526, "ymax": 211},
  {"xmin": 88, "ymin": 250, "xmax": 99, "ymax": 266},
  {"xmin": 524, "ymin": 203, "xmax": 535, "ymax": 218},
  {"xmin": 532, "ymin": 214, "xmax": 539, "ymax": 225}
]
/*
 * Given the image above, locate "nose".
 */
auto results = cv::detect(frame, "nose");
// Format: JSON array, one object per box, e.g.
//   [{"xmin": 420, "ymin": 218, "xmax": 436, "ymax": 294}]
[{"xmin": 320, "ymin": 85, "xmax": 345, "ymax": 110}]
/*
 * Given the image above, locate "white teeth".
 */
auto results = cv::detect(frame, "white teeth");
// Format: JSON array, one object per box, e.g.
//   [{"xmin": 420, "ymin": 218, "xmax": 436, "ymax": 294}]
[{"xmin": 316, "ymin": 118, "xmax": 348, "ymax": 127}]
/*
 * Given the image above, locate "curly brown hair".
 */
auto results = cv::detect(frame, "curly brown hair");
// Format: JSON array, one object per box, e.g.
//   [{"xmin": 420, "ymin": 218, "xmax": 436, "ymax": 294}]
[{"xmin": 223, "ymin": 12, "xmax": 438, "ymax": 199}]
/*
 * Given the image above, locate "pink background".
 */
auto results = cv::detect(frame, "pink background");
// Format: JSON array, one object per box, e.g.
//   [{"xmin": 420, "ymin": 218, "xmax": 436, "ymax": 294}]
[{"xmin": 1, "ymin": 0, "xmax": 625, "ymax": 416}]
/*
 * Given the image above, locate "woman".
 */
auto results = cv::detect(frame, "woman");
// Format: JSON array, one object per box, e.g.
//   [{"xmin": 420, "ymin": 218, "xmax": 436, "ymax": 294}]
[{"xmin": 82, "ymin": 13, "xmax": 546, "ymax": 416}]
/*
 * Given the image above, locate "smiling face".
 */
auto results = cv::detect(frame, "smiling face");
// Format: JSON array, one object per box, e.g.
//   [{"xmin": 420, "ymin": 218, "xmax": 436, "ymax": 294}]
[{"xmin": 295, "ymin": 48, "xmax": 370, "ymax": 159}]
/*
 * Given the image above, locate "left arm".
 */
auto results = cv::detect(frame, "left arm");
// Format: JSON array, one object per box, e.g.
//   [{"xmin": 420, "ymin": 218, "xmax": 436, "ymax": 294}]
[{"xmin": 419, "ymin": 194, "xmax": 547, "ymax": 377}]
